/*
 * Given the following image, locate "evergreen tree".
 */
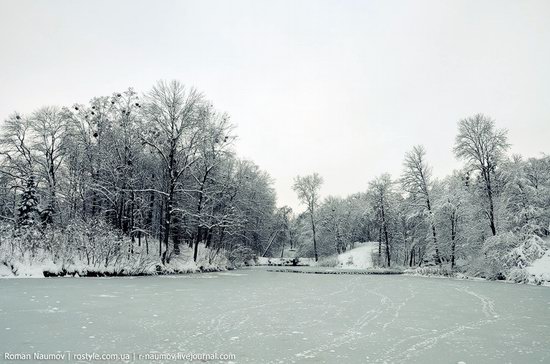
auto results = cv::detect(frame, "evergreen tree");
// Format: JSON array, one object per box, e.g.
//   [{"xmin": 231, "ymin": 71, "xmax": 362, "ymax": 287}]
[{"xmin": 17, "ymin": 176, "xmax": 39, "ymax": 228}]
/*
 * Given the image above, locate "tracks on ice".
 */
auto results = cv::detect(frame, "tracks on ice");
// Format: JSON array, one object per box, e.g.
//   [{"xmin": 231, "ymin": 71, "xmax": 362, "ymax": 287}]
[
  {"xmin": 378, "ymin": 284, "xmax": 501, "ymax": 363},
  {"xmin": 269, "ymin": 277, "xmax": 415, "ymax": 364},
  {"xmin": 455, "ymin": 286, "xmax": 499, "ymax": 319}
]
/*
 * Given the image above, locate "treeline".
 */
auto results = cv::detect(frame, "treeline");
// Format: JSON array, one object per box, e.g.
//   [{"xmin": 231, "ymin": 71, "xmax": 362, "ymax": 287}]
[
  {"xmin": 291, "ymin": 114, "xmax": 550, "ymax": 281},
  {"xmin": 0, "ymin": 80, "xmax": 277, "ymax": 273},
  {"xmin": 1, "ymin": 85, "xmax": 548, "ymax": 281}
]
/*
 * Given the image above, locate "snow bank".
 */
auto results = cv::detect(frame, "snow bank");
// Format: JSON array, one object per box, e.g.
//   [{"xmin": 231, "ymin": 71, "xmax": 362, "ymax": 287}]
[
  {"xmin": 2, "ymin": 255, "xmax": 51, "ymax": 278},
  {"xmin": 0, "ymin": 263, "xmax": 14, "ymax": 277},
  {"xmin": 11, "ymin": 262, "xmax": 45, "ymax": 278},
  {"xmin": 336, "ymin": 242, "xmax": 377, "ymax": 269},
  {"xmin": 405, "ymin": 266, "xmax": 455, "ymax": 278},
  {"xmin": 164, "ymin": 245, "xmax": 229, "ymax": 273},
  {"xmin": 527, "ymin": 249, "xmax": 550, "ymax": 285},
  {"xmin": 0, "ymin": 242, "xmax": 230, "ymax": 278},
  {"xmin": 263, "ymin": 242, "xmax": 379, "ymax": 269}
]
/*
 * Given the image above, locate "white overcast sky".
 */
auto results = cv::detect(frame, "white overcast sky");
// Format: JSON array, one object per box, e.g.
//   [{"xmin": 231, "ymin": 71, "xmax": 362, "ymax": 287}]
[{"xmin": 1, "ymin": 0, "xmax": 549, "ymax": 212}]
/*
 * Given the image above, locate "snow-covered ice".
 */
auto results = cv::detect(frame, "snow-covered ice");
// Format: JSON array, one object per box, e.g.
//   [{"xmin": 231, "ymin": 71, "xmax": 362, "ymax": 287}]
[{"xmin": 0, "ymin": 269, "xmax": 549, "ymax": 363}]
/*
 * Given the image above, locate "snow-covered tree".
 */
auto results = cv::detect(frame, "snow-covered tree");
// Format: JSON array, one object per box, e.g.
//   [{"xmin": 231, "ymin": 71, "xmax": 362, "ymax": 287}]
[
  {"xmin": 401, "ymin": 145, "xmax": 441, "ymax": 264},
  {"xmin": 141, "ymin": 81, "xmax": 206, "ymax": 264},
  {"xmin": 367, "ymin": 174, "xmax": 397, "ymax": 267},
  {"xmin": 454, "ymin": 114, "xmax": 510, "ymax": 236},
  {"xmin": 30, "ymin": 106, "xmax": 68, "ymax": 225},
  {"xmin": 434, "ymin": 174, "xmax": 468, "ymax": 268},
  {"xmin": 0, "ymin": 80, "xmax": 280, "ymax": 273},
  {"xmin": 293, "ymin": 173, "xmax": 323, "ymax": 261}
]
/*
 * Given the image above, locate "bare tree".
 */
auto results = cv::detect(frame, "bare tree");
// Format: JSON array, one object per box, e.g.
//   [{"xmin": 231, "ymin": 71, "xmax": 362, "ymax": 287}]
[
  {"xmin": 293, "ymin": 173, "xmax": 323, "ymax": 261},
  {"xmin": 454, "ymin": 114, "xmax": 509, "ymax": 236},
  {"xmin": 141, "ymin": 80, "xmax": 205, "ymax": 264},
  {"xmin": 401, "ymin": 145, "xmax": 441, "ymax": 264},
  {"xmin": 368, "ymin": 174, "xmax": 394, "ymax": 267},
  {"xmin": 30, "ymin": 106, "xmax": 68, "ymax": 224},
  {"xmin": 188, "ymin": 108, "xmax": 234, "ymax": 262},
  {"xmin": 0, "ymin": 113, "xmax": 35, "ymax": 182},
  {"xmin": 436, "ymin": 174, "xmax": 467, "ymax": 268},
  {"xmin": 276, "ymin": 206, "xmax": 294, "ymax": 257}
]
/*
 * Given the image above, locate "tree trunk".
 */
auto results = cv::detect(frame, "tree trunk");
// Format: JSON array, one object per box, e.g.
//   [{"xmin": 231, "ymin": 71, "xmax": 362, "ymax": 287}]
[
  {"xmin": 378, "ymin": 226, "xmax": 382, "ymax": 265},
  {"xmin": 162, "ymin": 187, "xmax": 173, "ymax": 264},
  {"xmin": 192, "ymin": 180, "xmax": 208, "ymax": 262},
  {"xmin": 485, "ymin": 168, "xmax": 497, "ymax": 236},
  {"xmin": 381, "ymin": 203, "xmax": 390, "ymax": 267},
  {"xmin": 384, "ymin": 225, "xmax": 390, "ymax": 267},
  {"xmin": 425, "ymin": 198, "xmax": 441, "ymax": 265},
  {"xmin": 193, "ymin": 239, "xmax": 200, "ymax": 263},
  {"xmin": 158, "ymin": 200, "xmax": 163, "ymax": 258},
  {"xmin": 310, "ymin": 210, "xmax": 318, "ymax": 262},
  {"xmin": 450, "ymin": 215, "xmax": 456, "ymax": 268}
]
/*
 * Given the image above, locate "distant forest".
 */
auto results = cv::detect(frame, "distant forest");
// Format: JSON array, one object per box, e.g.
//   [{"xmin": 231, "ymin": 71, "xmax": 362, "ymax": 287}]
[{"xmin": 292, "ymin": 114, "xmax": 549, "ymax": 282}]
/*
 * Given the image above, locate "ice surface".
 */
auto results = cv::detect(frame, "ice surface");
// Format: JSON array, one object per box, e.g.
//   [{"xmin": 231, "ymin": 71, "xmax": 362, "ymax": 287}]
[{"xmin": 0, "ymin": 270, "xmax": 549, "ymax": 363}]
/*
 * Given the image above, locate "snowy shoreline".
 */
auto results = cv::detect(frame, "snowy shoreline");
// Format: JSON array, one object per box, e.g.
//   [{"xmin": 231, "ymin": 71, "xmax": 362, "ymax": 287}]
[
  {"xmin": 3, "ymin": 239, "xmax": 549, "ymax": 286},
  {"xmin": 0, "ymin": 243, "xmax": 237, "ymax": 279},
  {"xmin": 406, "ymin": 271, "xmax": 550, "ymax": 287},
  {"xmin": 0, "ymin": 262, "xmax": 231, "ymax": 279},
  {"xmin": 2, "ymin": 263, "xmax": 549, "ymax": 288}
]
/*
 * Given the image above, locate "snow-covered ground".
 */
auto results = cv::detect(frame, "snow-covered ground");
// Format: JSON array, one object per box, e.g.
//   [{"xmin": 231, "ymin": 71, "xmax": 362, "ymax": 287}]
[
  {"xmin": 256, "ymin": 242, "xmax": 378, "ymax": 270},
  {"xmin": 0, "ymin": 243, "xmax": 228, "ymax": 278},
  {"xmin": 336, "ymin": 242, "xmax": 377, "ymax": 269},
  {"xmin": 527, "ymin": 248, "xmax": 550, "ymax": 284},
  {"xmin": 1, "ymin": 269, "xmax": 548, "ymax": 363}
]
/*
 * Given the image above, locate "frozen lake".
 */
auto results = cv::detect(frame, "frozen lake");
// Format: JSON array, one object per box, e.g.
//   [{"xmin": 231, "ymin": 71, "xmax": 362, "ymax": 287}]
[{"xmin": 1, "ymin": 269, "xmax": 549, "ymax": 363}]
